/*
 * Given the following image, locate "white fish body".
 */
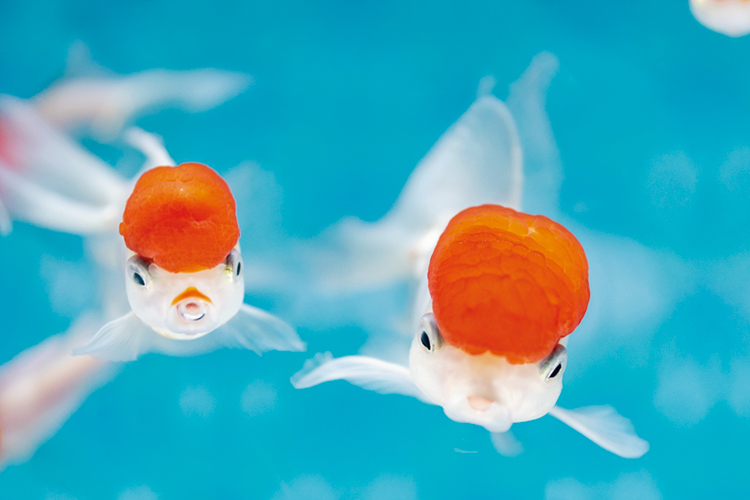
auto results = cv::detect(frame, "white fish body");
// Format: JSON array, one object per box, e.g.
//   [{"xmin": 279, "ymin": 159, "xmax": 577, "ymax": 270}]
[{"xmin": 690, "ymin": 0, "xmax": 750, "ymax": 37}]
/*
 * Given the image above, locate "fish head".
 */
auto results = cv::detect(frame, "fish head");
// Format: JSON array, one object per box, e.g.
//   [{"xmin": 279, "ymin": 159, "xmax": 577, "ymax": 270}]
[
  {"xmin": 124, "ymin": 247, "xmax": 244, "ymax": 339},
  {"xmin": 409, "ymin": 313, "xmax": 566, "ymax": 433}
]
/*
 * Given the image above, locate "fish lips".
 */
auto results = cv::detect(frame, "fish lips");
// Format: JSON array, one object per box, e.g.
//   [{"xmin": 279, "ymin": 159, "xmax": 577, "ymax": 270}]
[{"xmin": 164, "ymin": 298, "xmax": 220, "ymax": 339}]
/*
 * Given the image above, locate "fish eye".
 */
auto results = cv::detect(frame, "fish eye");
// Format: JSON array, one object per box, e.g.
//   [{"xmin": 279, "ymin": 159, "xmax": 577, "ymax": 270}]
[
  {"xmin": 225, "ymin": 248, "xmax": 242, "ymax": 283},
  {"xmin": 418, "ymin": 313, "xmax": 442, "ymax": 353},
  {"xmin": 126, "ymin": 256, "xmax": 151, "ymax": 288},
  {"xmin": 539, "ymin": 344, "xmax": 567, "ymax": 382}
]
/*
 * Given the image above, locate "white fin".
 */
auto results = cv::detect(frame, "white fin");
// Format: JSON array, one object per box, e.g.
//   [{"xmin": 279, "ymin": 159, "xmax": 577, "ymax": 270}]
[
  {"xmin": 308, "ymin": 93, "xmax": 523, "ymax": 291},
  {"xmin": 216, "ymin": 303, "xmax": 306, "ymax": 354},
  {"xmin": 0, "ymin": 315, "xmax": 119, "ymax": 469},
  {"xmin": 506, "ymin": 51, "xmax": 561, "ymax": 217},
  {"xmin": 291, "ymin": 353, "xmax": 431, "ymax": 403},
  {"xmin": 548, "ymin": 405, "xmax": 650, "ymax": 458},
  {"xmin": 75, "ymin": 305, "xmax": 304, "ymax": 361},
  {"xmin": 73, "ymin": 312, "xmax": 155, "ymax": 362},
  {"xmin": 33, "ymin": 68, "xmax": 252, "ymax": 139},
  {"xmin": 490, "ymin": 431, "xmax": 524, "ymax": 457},
  {"xmin": 124, "ymin": 127, "xmax": 175, "ymax": 172}
]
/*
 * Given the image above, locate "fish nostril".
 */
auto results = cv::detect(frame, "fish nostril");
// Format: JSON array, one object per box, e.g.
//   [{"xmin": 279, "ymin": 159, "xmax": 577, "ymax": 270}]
[
  {"xmin": 467, "ymin": 396, "xmax": 494, "ymax": 412},
  {"xmin": 178, "ymin": 300, "xmax": 206, "ymax": 321}
]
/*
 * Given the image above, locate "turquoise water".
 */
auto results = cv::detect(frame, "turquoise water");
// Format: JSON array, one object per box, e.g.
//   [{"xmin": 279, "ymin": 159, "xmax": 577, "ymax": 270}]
[{"xmin": 1, "ymin": 1, "xmax": 749, "ymax": 498}]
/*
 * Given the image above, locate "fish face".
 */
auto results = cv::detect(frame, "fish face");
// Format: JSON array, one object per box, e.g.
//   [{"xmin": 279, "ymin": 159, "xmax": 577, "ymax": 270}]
[
  {"xmin": 124, "ymin": 247, "xmax": 244, "ymax": 339},
  {"xmin": 409, "ymin": 313, "xmax": 566, "ymax": 433}
]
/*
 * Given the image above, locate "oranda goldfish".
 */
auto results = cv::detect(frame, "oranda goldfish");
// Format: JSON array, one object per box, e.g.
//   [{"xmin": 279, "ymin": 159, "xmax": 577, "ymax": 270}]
[{"xmin": 291, "ymin": 57, "xmax": 648, "ymax": 458}]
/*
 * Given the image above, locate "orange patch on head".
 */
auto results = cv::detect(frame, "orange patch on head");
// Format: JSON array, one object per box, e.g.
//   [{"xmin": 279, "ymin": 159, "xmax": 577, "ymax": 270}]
[
  {"xmin": 119, "ymin": 163, "xmax": 240, "ymax": 273},
  {"xmin": 171, "ymin": 287, "xmax": 212, "ymax": 306},
  {"xmin": 427, "ymin": 204, "xmax": 589, "ymax": 364}
]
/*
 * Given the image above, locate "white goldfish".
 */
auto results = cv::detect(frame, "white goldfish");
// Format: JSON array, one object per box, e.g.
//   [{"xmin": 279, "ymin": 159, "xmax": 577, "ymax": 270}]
[
  {"xmin": 0, "ymin": 55, "xmax": 304, "ymax": 362},
  {"xmin": 290, "ymin": 54, "xmax": 649, "ymax": 458}
]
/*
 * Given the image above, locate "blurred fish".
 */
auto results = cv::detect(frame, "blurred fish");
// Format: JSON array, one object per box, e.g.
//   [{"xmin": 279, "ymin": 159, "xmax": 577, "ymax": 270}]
[
  {"xmin": 0, "ymin": 315, "xmax": 119, "ymax": 470},
  {"xmin": 290, "ymin": 55, "xmax": 648, "ymax": 458},
  {"xmin": 689, "ymin": 0, "xmax": 750, "ymax": 37},
  {"xmin": 34, "ymin": 42, "xmax": 251, "ymax": 140}
]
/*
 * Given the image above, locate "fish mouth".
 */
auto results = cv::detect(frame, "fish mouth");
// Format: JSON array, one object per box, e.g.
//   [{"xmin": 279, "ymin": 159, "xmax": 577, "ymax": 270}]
[
  {"xmin": 467, "ymin": 396, "xmax": 495, "ymax": 412},
  {"xmin": 172, "ymin": 287, "xmax": 213, "ymax": 322}
]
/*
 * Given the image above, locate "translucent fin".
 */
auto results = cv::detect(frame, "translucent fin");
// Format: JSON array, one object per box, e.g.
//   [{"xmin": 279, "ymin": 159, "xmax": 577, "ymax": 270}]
[
  {"xmin": 291, "ymin": 353, "xmax": 431, "ymax": 403},
  {"xmin": 33, "ymin": 68, "xmax": 252, "ymax": 139},
  {"xmin": 548, "ymin": 405, "xmax": 650, "ymax": 458},
  {"xmin": 75, "ymin": 306, "xmax": 303, "ymax": 361},
  {"xmin": 489, "ymin": 431, "xmax": 524, "ymax": 457},
  {"xmin": 73, "ymin": 312, "xmax": 154, "ymax": 362},
  {"xmin": 123, "ymin": 127, "xmax": 175, "ymax": 172},
  {"xmin": 217, "ymin": 304, "xmax": 306, "ymax": 354},
  {"xmin": 309, "ymin": 93, "xmax": 523, "ymax": 291},
  {"xmin": 0, "ymin": 315, "xmax": 119, "ymax": 469},
  {"xmin": 506, "ymin": 51, "xmax": 561, "ymax": 217}
]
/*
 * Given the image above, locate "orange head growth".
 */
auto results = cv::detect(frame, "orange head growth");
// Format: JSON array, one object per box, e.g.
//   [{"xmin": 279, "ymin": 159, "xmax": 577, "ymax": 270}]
[
  {"xmin": 119, "ymin": 162, "xmax": 240, "ymax": 273},
  {"xmin": 427, "ymin": 204, "xmax": 589, "ymax": 364}
]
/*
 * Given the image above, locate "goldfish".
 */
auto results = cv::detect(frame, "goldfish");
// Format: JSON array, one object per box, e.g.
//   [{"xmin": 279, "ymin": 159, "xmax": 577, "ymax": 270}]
[
  {"xmin": 0, "ymin": 56, "xmax": 304, "ymax": 362},
  {"xmin": 290, "ymin": 56, "xmax": 648, "ymax": 458},
  {"xmin": 690, "ymin": 0, "xmax": 750, "ymax": 37},
  {"xmin": 74, "ymin": 161, "xmax": 305, "ymax": 361}
]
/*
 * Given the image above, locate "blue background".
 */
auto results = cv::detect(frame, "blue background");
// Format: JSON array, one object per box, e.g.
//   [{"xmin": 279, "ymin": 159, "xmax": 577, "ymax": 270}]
[{"xmin": 1, "ymin": 0, "xmax": 749, "ymax": 498}]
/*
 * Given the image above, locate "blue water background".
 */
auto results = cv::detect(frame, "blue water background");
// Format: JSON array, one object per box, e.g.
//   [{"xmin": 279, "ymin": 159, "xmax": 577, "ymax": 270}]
[{"xmin": 1, "ymin": 0, "xmax": 749, "ymax": 498}]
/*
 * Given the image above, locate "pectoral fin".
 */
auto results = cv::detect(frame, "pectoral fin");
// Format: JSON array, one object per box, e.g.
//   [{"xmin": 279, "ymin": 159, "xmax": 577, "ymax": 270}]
[
  {"xmin": 489, "ymin": 431, "xmax": 524, "ymax": 457},
  {"xmin": 73, "ymin": 312, "xmax": 155, "ymax": 362},
  {"xmin": 291, "ymin": 353, "xmax": 431, "ymax": 403},
  {"xmin": 548, "ymin": 405, "xmax": 649, "ymax": 458},
  {"xmin": 217, "ymin": 304, "xmax": 306, "ymax": 354}
]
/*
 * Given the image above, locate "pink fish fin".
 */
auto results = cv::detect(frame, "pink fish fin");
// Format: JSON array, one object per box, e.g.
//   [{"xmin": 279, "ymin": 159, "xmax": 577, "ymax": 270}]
[
  {"xmin": 489, "ymin": 431, "xmax": 524, "ymax": 457},
  {"xmin": 0, "ymin": 315, "xmax": 118, "ymax": 469},
  {"xmin": 548, "ymin": 405, "xmax": 650, "ymax": 458},
  {"xmin": 291, "ymin": 353, "xmax": 432, "ymax": 404}
]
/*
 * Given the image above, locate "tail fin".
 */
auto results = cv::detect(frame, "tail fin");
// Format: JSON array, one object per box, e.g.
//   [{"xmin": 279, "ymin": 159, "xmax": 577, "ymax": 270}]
[
  {"xmin": 304, "ymin": 93, "xmax": 523, "ymax": 292},
  {"xmin": 0, "ymin": 97, "xmax": 129, "ymax": 235},
  {"xmin": 0, "ymin": 315, "xmax": 119, "ymax": 469},
  {"xmin": 34, "ymin": 54, "xmax": 252, "ymax": 140},
  {"xmin": 506, "ymin": 51, "xmax": 561, "ymax": 218}
]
